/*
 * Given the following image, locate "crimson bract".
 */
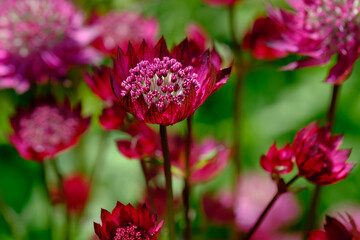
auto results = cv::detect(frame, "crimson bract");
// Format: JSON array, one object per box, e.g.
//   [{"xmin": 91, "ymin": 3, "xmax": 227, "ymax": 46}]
[
  {"xmin": 293, "ymin": 122, "xmax": 353, "ymax": 185},
  {"xmin": 110, "ymin": 37, "xmax": 231, "ymax": 126}
]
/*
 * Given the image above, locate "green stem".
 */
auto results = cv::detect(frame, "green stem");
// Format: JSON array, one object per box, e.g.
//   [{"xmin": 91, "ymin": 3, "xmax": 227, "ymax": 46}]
[
  {"xmin": 229, "ymin": 5, "xmax": 244, "ymax": 176},
  {"xmin": 304, "ymin": 85, "xmax": 341, "ymax": 234},
  {"xmin": 184, "ymin": 116, "xmax": 192, "ymax": 240},
  {"xmin": 90, "ymin": 131, "xmax": 109, "ymax": 184},
  {"xmin": 140, "ymin": 159, "xmax": 156, "ymax": 212},
  {"xmin": 159, "ymin": 125, "xmax": 175, "ymax": 240}
]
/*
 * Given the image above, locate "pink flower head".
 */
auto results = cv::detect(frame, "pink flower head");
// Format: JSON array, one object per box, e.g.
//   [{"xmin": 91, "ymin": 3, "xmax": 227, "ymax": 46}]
[
  {"xmin": 169, "ymin": 136, "xmax": 231, "ymax": 184},
  {"xmin": 85, "ymin": 67, "xmax": 128, "ymax": 130},
  {"xmin": 260, "ymin": 142, "xmax": 294, "ymax": 175},
  {"xmin": 309, "ymin": 215, "xmax": 360, "ymax": 240},
  {"xmin": 9, "ymin": 98, "xmax": 90, "ymax": 162},
  {"xmin": 234, "ymin": 172, "xmax": 300, "ymax": 235},
  {"xmin": 243, "ymin": 17, "xmax": 288, "ymax": 60},
  {"xmin": 94, "ymin": 202, "xmax": 163, "ymax": 240},
  {"xmin": 117, "ymin": 123, "xmax": 159, "ymax": 159},
  {"xmin": 269, "ymin": 0, "xmax": 360, "ymax": 84},
  {"xmin": 91, "ymin": 12, "xmax": 159, "ymax": 55},
  {"xmin": 202, "ymin": 190, "xmax": 235, "ymax": 225},
  {"xmin": 110, "ymin": 37, "xmax": 231, "ymax": 126},
  {"xmin": 0, "ymin": 0, "xmax": 100, "ymax": 93},
  {"xmin": 62, "ymin": 173, "xmax": 91, "ymax": 214},
  {"xmin": 202, "ymin": 0, "xmax": 241, "ymax": 7},
  {"xmin": 293, "ymin": 122, "xmax": 354, "ymax": 185}
]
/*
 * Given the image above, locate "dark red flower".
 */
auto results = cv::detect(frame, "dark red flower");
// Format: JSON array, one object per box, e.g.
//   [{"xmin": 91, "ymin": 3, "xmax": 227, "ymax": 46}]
[
  {"xmin": 293, "ymin": 122, "xmax": 354, "ymax": 185},
  {"xmin": 9, "ymin": 98, "xmax": 90, "ymax": 162},
  {"xmin": 116, "ymin": 123, "xmax": 159, "ymax": 159},
  {"xmin": 94, "ymin": 202, "xmax": 163, "ymax": 240},
  {"xmin": 85, "ymin": 67, "xmax": 127, "ymax": 130},
  {"xmin": 308, "ymin": 215, "xmax": 360, "ymax": 240},
  {"xmin": 243, "ymin": 17, "xmax": 288, "ymax": 60},
  {"xmin": 110, "ymin": 37, "xmax": 231, "ymax": 125},
  {"xmin": 260, "ymin": 142, "xmax": 294, "ymax": 174},
  {"xmin": 99, "ymin": 104, "xmax": 127, "ymax": 130},
  {"xmin": 63, "ymin": 173, "xmax": 91, "ymax": 214},
  {"xmin": 169, "ymin": 136, "xmax": 231, "ymax": 184}
]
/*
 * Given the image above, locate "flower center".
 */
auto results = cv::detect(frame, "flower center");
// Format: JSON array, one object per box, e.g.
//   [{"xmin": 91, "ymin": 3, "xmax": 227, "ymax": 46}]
[
  {"xmin": 302, "ymin": 0, "xmax": 360, "ymax": 54},
  {"xmin": 121, "ymin": 57, "xmax": 200, "ymax": 111},
  {"xmin": 113, "ymin": 224, "xmax": 150, "ymax": 240},
  {"xmin": 18, "ymin": 105, "xmax": 79, "ymax": 152},
  {"xmin": 0, "ymin": 0, "xmax": 77, "ymax": 57}
]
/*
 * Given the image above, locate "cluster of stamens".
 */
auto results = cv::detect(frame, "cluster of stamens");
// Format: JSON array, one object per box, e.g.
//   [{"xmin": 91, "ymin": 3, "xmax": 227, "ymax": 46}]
[
  {"xmin": 121, "ymin": 57, "xmax": 200, "ymax": 111},
  {"xmin": 113, "ymin": 224, "xmax": 150, "ymax": 240},
  {"xmin": 18, "ymin": 105, "xmax": 79, "ymax": 152},
  {"xmin": 302, "ymin": 0, "xmax": 360, "ymax": 54}
]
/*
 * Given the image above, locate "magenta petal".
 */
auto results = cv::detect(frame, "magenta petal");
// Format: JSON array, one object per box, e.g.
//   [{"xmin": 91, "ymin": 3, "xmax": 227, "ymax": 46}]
[
  {"xmin": 281, "ymin": 56, "xmax": 331, "ymax": 70},
  {"xmin": 326, "ymin": 51, "xmax": 358, "ymax": 84}
]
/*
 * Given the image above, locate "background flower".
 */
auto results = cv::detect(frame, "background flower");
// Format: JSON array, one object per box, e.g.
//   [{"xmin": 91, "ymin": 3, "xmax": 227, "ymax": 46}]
[
  {"xmin": 0, "ymin": 0, "xmax": 100, "ymax": 93},
  {"xmin": 9, "ymin": 98, "xmax": 90, "ymax": 162}
]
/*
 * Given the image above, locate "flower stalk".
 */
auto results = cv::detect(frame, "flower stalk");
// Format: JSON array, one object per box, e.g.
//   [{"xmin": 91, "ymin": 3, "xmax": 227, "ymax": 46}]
[
  {"xmin": 160, "ymin": 125, "xmax": 175, "ymax": 240},
  {"xmin": 305, "ymin": 85, "xmax": 341, "ymax": 233},
  {"xmin": 229, "ymin": 6, "xmax": 244, "ymax": 175},
  {"xmin": 184, "ymin": 116, "xmax": 192, "ymax": 240},
  {"xmin": 243, "ymin": 174, "xmax": 299, "ymax": 240}
]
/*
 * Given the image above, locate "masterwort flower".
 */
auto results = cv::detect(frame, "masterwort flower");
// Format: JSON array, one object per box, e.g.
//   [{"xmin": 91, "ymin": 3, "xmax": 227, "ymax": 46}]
[
  {"xmin": 110, "ymin": 37, "xmax": 231, "ymax": 125},
  {"xmin": 94, "ymin": 202, "xmax": 163, "ymax": 240},
  {"xmin": 0, "ymin": 0, "xmax": 100, "ymax": 93},
  {"xmin": 243, "ymin": 16, "xmax": 288, "ymax": 60},
  {"xmin": 116, "ymin": 122, "xmax": 159, "ymax": 159},
  {"xmin": 309, "ymin": 215, "xmax": 360, "ymax": 240},
  {"xmin": 260, "ymin": 142, "xmax": 294, "ymax": 175},
  {"xmin": 91, "ymin": 12, "xmax": 159, "ymax": 55},
  {"xmin": 169, "ymin": 136, "xmax": 231, "ymax": 184},
  {"xmin": 9, "ymin": 98, "xmax": 90, "ymax": 162},
  {"xmin": 293, "ymin": 122, "xmax": 354, "ymax": 185},
  {"xmin": 269, "ymin": 0, "xmax": 360, "ymax": 84},
  {"xmin": 85, "ymin": 66, "xmax": 128, "ymax": 130}
]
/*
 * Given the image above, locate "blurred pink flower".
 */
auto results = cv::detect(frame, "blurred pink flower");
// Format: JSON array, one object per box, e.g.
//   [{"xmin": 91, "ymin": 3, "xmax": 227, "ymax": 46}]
[
  {"xmin": 0, "ymin": 0, "xmax": 100, "ymax": 93},
  {"xmin": 269, "ymin": 0, "xmax": 360, "ymax": 84},
  {"xmin": 202, "ymin": 0, "xmax": 241, "ymax": 7},
  {"xmin": 116, "ymin": 123, "xmax": 159, "ymax": 159},
  {"xmin": 260, "ymin": 142, "xmax": 294, "ymax": 175},
  {"xmin": 91, "ymin": 12, "xmax": 159, "ymax": 55},
  {"xmin": 9, "ymin": 98, "xmax": 90, "ymax": 162},
  {"xmin": 234, "ymin": 172, "xmax": 300, "ymax": 236},
  {"xmin": 202, "ymin": 190, "xmax": 235, "ymax": 225},
  {"xmin": 243, "ymin": 17, "xmax": 288, "ymax": 60},
  {"xmin": 293, "ymin": 122, "xmax": 353, "ymax": 185},
  {"xmin": 94, "ymin": 202, "xmax": 163, "ymax": 240},
  {"xmin": 110, "ymin": 37, "xmax": 231, "ymax": 125},
  {"xmin": 169, "ymin": 136, "xmax": 231, "ymax": 184},
  {"xmin": 62, "ymin": 173, "xmax": 91, "ymax": 214}
]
